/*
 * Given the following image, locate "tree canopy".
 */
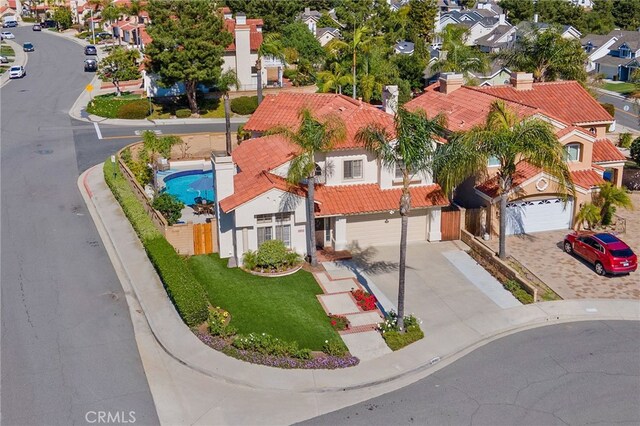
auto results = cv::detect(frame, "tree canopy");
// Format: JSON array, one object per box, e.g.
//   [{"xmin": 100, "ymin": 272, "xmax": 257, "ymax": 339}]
[
  {"xmin": 281, "ymin": 22, "xmax": 325, "ymax": 64},
  {"xmin": 146, "ymin": 0, "xmax": 233, "ymax": 113},
  {"xmin": 97, "ymin": 47, "xmax": 141, "ymax": 95},
  {"xmin": 406, "ymin": 0, "xmax": 437, "ymax": 43}
]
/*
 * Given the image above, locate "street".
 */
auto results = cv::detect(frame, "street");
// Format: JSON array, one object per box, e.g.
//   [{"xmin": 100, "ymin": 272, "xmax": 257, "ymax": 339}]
[{"xmin": 597, "ymin": 92, "xmax": 639, "ymax": 132}]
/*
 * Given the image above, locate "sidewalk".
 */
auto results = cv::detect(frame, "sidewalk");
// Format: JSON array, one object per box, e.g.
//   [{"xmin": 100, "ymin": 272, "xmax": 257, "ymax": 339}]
[{"xmin": 0, "ymin": 39, "xmax": 27, "ymax": 88}]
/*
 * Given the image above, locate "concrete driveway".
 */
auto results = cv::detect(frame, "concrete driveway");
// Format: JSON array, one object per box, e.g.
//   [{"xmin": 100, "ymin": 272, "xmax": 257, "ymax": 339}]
[
  {"xmin": 493, "ymin": 193, "xmax": 640, "ymax": 300},
  {"xmin": 347, "ymin": 241, "xmax": 519, "ymax": 329}
]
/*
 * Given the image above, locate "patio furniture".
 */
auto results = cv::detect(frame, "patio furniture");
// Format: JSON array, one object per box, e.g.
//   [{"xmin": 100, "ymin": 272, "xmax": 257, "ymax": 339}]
[{"xmin": 157, "ymin": 157, "xmax": 170, "ymax": 171}]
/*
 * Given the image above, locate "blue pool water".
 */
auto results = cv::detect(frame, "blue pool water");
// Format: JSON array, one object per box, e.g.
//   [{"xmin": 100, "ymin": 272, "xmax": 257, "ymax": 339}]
[{"xmin": 162, "ymin": 170, "xmax": 215, "ymax": 206}]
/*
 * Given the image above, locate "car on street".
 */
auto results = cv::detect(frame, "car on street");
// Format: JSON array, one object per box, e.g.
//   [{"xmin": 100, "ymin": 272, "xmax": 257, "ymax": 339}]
[
  {"xmin": 40, "ymin": 19, "xmax": 56, "ymax": 28},
  {"xmin": 84, "ymin": 45, "xmax": 97, "ymax": 55},
  {"xmin": 564, "ymin": 232, "xmax": 637, "ymax": 276},
  {"xmin": 23, "ymin": 42, "xmax": 34, "ymax": 52},
  {"xmin": 8, "ymin": 65, "xmax": 25, "ymax": 79},
  {"xmin": 1, "ymin": 31, "xmax": 15, "ymax": 39},
  {"xmin": 0, "ymin": 55, "xmax": 8, "ymax": 63},
  {"xmin": 32, "ymin": 24, "xmax": 42, "ymax": 31},
  {"xmin": 84, "ymin": 58, "xmax": 97, "ymax": 72},
  {"xmin": 2, "ymin": 20, "xmax": 17, "ymax": 28}
]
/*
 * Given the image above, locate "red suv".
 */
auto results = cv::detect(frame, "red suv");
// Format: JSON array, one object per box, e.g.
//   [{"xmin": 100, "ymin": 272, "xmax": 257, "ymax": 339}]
[{"xmin": 564, "ymin": 232, "xmax": 637, "ymax": 276}]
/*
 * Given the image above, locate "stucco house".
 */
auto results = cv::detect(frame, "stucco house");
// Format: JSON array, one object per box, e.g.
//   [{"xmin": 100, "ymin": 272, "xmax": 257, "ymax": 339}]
[
  {"xmin": 316, "ymin": 27, "xmax": 341, "ymax": 47},
  {"xmin": 212, "ymin": 92, "xmax": 449, "ymax": 263},
  {"xmin": 582, "ymin": 29, "xmax": 640, "ymax": 81},
  {"xmin": 438, "ymin": 9, "xmax": 509, "ymax": 46},
  {"xmin": 405, "ymin": 72, "xmax": 626, "ymax": 237}
]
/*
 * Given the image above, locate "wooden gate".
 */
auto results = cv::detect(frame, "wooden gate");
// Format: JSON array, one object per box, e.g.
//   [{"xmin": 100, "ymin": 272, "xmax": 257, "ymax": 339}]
[
  {"xmin": 440, "ymin": 206, "xmax": 461, "ymax": 241},
  {"xmin": 193, "ymin": 221, "xmax": 215, "ymax": 255}
]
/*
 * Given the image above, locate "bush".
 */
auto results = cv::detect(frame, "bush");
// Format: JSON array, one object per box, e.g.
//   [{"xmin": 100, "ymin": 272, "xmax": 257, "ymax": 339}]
[
  {"xmin": 152, "ymin": 193, "xmax": 185, "ymax": 225},
  {"xmin": 383, "ymin": 327, "xmax": 424, "ymax": 351},
  {"xmin": 230, "ymin": 96, "xmax": 258, "ymax": 115},
  {"xmin": 104, "ymin": 159, "xmax": 209, "ymax": 327},
  {"xmin": 232, "ymin": 332, "xmax": 312, "ymax": 359},
  {"xmin": 631, "ymin": 137, "xmax": 640, "ymax": 166},
  {"xmin": 619, "ymin": 132, "xmax": 633, "ymax": 148},
  {"xmin": 116, "ymin": 100, "xmax": 150, "ymax": 119},
  {"xmin": 323, "ymin": 339, "xmax": 347, "ymax": 357},
  {"xmin": 207, "ymin": 307, "xmax": 236, "ymax": 337},
  {"xmin": 244, "ymin": 240, "xmax": 301, "ymax": 272},
  {"xmin": 22, "ymin": 16, "xmax": 37, "ymax": 22},
  {"xmin": 236, "ymin": 124, "xmax": 252, "ymax": 145},
  {"xmin": 175, "ymin": 108, "xmax": 191, "ymax": 118},
  {"xmin": 504, "ymin": 280, "xmax": 534, "ymax": 304},
  {"xmin": 600, "ymin": 103, "xmax": 615, "ymax": 119}
]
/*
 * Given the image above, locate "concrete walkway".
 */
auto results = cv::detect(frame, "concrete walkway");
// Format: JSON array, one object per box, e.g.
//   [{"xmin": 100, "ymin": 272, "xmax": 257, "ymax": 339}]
[{"xmin": 80, "ymin": 164, "xmax": 640, "ymax": 424}]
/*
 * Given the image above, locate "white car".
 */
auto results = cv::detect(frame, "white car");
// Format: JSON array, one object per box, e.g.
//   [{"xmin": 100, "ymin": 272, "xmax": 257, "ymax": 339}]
[
  {"xmin": 1, "ymin": 31, "xmax": 15, "ymax": 39},
  {"xmin": 9, "ymin": 65, "xmax": 25, "ymax": 79}
]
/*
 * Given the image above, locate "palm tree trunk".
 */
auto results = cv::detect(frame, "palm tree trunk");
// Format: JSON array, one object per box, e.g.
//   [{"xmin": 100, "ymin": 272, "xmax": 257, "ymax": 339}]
[
  {"xmin": 308, "ymin": 176, "xmax": 318, "ymax": 267},
  {"xmin": 256, "ymin": 57, "xmax": 263, "ymax": 105},
  {"xmin": 498, "ymin": 193, "xmax": 507, "ymax": 259},
  {"xmin": 224, "ymin": 93, "xmax": 232, "ymax": 156},
  {"xmin": 397, "ymin": 191, "xmax": 411, "ymax": 332},
  {"xmin": 352, "ymin": 49, "xmax": 357, "ymax": 99}
]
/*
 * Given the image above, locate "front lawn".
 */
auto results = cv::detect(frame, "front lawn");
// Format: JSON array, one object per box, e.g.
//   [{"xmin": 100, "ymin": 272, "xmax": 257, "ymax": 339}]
[
  {"xmin": 188, "ymin": 254, "xmax": 339, "ymax": 351},
  {"xmin": 602, "ymin": 82, "xmax": 636, "ymax": 95},
  {"xmin": 86, "ymin": 92, "xmax": 147, "ymax": 118},
  {"xmin": 1, "ymin": 45, "xmax": 15, "ymax": 57}
]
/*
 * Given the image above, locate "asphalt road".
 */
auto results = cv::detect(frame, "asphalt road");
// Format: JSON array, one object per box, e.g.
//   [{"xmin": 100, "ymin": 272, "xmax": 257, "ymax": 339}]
[
  {"xmin": 597, "ymin": 92, "xmax": 639, "ymax": 132},
  {"xmin": 1, "ymin": 27, "xmax": 159, "ymax": 424},
  {"xmin": 301, "ymin": 321, "xmax": 640, "ymax": 426}
]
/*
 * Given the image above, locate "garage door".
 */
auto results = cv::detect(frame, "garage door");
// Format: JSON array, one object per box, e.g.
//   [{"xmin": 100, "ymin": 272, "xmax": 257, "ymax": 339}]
[
  {"xmin": 505, "ymin": 197, "xmax": 573, "ymax": 235},
  {"xmin": 346, "ymin": 211, "xmax": 428, "ymax": 248}
]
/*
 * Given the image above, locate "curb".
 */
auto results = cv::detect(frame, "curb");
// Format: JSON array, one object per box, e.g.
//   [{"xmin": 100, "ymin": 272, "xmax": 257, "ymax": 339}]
[
  {"xmin": 0, "ymin": 39, "xmax": 28, "ymax": 88},
  {"xmin": 78, "ymin": 165, "xmax": 640, "ymax": 394},
  {"xmin": 594, "ymin": 87, "xmax": 633, "ymax": 101}
]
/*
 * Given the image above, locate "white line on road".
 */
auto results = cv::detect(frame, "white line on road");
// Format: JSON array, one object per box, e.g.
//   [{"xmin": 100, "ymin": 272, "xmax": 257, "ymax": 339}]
[{"xmin": 94, "ymin": 122, "xmax": 103, "ymax": 140}]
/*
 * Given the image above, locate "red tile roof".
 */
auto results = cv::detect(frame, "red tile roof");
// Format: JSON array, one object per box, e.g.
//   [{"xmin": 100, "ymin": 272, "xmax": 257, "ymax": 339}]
[
  {"xmin": 476, "ymin": 162, "xmax": 542, "ymax": 198},
  {"xmin": 315, "ymin": 184, "xmax": 449, "ymax": 216},
  {"xmin": 468, "ymin": 81, "xmax": 613, "ymax": 125},
  {"xmin": 244, "ymin": 93, "xmax": 396, "ymax": 149},
  {"xmin": 571, "ymin": 169, "xmax": 605, "ymax": 189},
  {"xmin": 224, "ymin": 18, "xmax": 263, "ymax": 52},
  {"xmin": 592, "ymin": 138, "xmax": 626, "ymax": 163},
  {"xmin": 555, "ymin": 125, "xmax": 595, "ymax": 139},
  {"xmin": 8, "ymin": 0, "xmax": 16, "ymax": 8},
  {"xmin": 405, "ymin": 83, "xmax": 538, "ymax": 132},
  {"xmin": 140, "ymin": 26, "xmax": 151, "ymax": 45}
]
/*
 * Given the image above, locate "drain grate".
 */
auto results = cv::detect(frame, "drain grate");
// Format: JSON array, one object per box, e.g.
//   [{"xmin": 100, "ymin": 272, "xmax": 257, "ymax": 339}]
[{"xmin": 36, "ymin": 149, "xmax": 53, "ymax": 155}]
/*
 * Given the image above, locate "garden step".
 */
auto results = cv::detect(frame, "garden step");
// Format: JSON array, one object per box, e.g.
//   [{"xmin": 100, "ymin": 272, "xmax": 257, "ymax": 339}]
[
  {"xmin": 325, "ymin": 268, "xmax": 356, "ymax": 280},
  {"xmin": 345, "ymin": 311, "xmax": 384, "ymax": 328},
  {"xmin": 314, "ymin": 272, "xmax": 360, "ymax": 294},
  {"xmin": 317, "ymin": 293, "xmax": 360, "ymax": 316},
  {"xmin": 341, "ymin": 330, "xmax": 391, "ymax": 362}
]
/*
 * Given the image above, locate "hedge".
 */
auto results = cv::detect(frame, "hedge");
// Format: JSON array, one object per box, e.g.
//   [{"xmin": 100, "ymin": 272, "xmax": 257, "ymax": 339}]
[
  {"xmin": 104, "ymin": 159, "xmax": 209, "ymax": 326},
  {"xmin": 230, "ymin": 96, "xmax": 258, "ymax": 115},
  {"xmin": 117, "ymin": 100, "xmax": 150, "ymax": 119},
  {"xmin": 382, "ymin": 326, "xmax": 424, "ymax": 351},
  {"xmin": 175, "ymin": 108, "xmax": 191, "ymax": 118}
]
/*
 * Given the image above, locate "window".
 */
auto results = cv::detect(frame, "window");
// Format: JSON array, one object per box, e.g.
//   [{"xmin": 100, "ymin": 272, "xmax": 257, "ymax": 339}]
[
  {"xmin": 488, "ymin": 156, "xmax": 500, "ymax": 167},
  {"xmin": 257, "ymin": 226, "xmax": 272, "ymax": 246},
  {"xmin": 564, "ymin": 143, "xmax": 581, "ymax": 162},
  {"xmin": 619, "ymin": 47, "xmax": 631, "ymax": 58},
  {"xmin": 256, "ymin": 214, "xmax": 272, "ymax": 224},
  {"xmin": 257, "ymin": 213, "xmax": 291, "ymax": 247},
  {"xmin": 343, "ymin": 159, "xmax": 363, "ymax": 180},
  {"xmin": 315, "ymin": 164, "xmax": 323, "ymax": 177},
  {"xmin": 275, "ymin": 225, "xmax": 291, "ymax": 246}
]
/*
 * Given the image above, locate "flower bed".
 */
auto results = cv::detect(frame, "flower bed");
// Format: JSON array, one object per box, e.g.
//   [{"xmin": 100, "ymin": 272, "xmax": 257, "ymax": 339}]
[
  {"xmin": 242, "ymin": 240, "xmax": 303, "ymax": 275},
  {"xmin": 378, "ymin": 312, "xmax": 424, "ymax": 351},
  {"xmin": 329, "ymin": 315, "xmax": 349, "ymax": 331},
  {"xmin": 352, "ymin": 289, "xmax": 377, "ymax": 311}
]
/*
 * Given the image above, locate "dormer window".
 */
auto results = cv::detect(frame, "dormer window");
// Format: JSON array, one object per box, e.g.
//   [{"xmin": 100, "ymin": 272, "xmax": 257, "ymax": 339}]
[
  {"xmin": 564, "ymin": 143, "xmax": 581, "ymax": 162},
  {"xmin": 619, "ymin": 46, "xmax": 631, "ymax": 58}
]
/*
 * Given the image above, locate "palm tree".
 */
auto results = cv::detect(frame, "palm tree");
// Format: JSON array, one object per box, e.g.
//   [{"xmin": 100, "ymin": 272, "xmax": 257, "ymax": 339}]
[
  {"xmin": 595, "ymin": 182, "xmax": 633, "ymax": 225},
  {"xmin": 430, "ymin": 25, "xmax": 488, "ymax": 77},
  {"xmin": 434, "ymin": 101, "xmax": 574, "ymax": 259},
  {"xmin": 217, "ymin": 70, "xmax": 239, "ymax": 156},
  {"xmin": 324, "ymin": 26, "xmax": 370, "ymax": 99},
  {"xmin": 356, "ymin": 108, "xmax": 446, "ymax": 331},
  {"xmin": 574, "ymin": 203, "xmax": 601, "ymax": 230},
  {"xmin": 256, "ymin": 33, "xmax": 284, "ymax": 104},
  {"xmin": 317, "ymin": 62, "xmax": 353, "ymax": 94},
  {"xmin": 270, "ymin": 109, "xmax": 346, "ymax": 266}
]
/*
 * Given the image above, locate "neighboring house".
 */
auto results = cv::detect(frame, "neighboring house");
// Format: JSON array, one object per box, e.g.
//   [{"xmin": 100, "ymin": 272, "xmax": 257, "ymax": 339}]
[
  {"xmin": 475, "ymin": 24, "xmax": 516, "ymax": 53},
  {"xmin": 405, "ymin": 72, "xmax": 625, "ymax": 237},
  {"xmin": 467, "ymin": 62, "xmax": 511, "ymax": 86},
  {"xmin": 583, "ymin": 30, "xmax": 640, "ymax": 81},
  {"xmin": 316, "ymin": 27, "xmax": 340, "ymax": 47},
  {"xmin": 388, "ymin": 0, "xmax": 409, "ymax": 12},
  {"xmin": 437, "ymin": 0, "xmax": 461, "ymax": 13},
  {"xmin": 0, "ymin": 0, "xmax": 21, "ymax": 19},
  {"xmin": 475, "ymin": 0, "xmax": 502, "ymax": 15},
  {"xmin": 212, "ymin": 92, "xmax": 449, "ymax": 263},
  {"xmin": 394, "ymin": 40, "xmax": 414, "ymax": 55},
  {"xmin": 513, "ymin": 18, "xmax": 582, "ymax": 47},
  {"xmin": 297, "ymin": 6, "xmax": 322, "ymax": 34},
  {"xmin": 297, "ymin": 7, "xmax": 343, "ymax": 46},
  {"xmin": 439, "ymin": 9, "xmax": 509, "ymax": 46},
  {"xmin": 569, "ymin": 0, "xmax": 594, "ymax": 7}
]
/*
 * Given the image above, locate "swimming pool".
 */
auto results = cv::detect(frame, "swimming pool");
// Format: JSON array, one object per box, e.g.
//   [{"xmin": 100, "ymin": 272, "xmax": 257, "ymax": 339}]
[{"xmin": 162, "ymin": 170, "xmax": 215, "ymax": 206}]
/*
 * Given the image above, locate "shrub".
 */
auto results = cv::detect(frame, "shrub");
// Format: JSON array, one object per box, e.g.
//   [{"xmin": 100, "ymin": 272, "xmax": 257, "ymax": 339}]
[
  {"xmin": 232, "ymin": 332, "xmax": 312, "ymax": 359},
  {"xmin": 152, "ymin": 193, "xmax": 185, "ymax": 225},
  {"xmin": 619, "ymin": 132, "xmax": 633, "ymax": 148},
  {"xmin": 383, "ymin": 327, "xmax": 424, "ymax": 351},
  {"xmin": 175, "ymin": 108, "xmax": 191, "ymax": 118},
  {"xmin": 631, "ymin": 137, "xmax": 640, "ymax": 167},
  {"xmin": 352, "ymin": 289, "xmax": 377, "ymax": 311},
  {"xmin": 503, "ymin": 280, "xmax": 534, "ymax": 304},
  {"xmin": 104, "ymin": 159, "xmax": 209, "ymax": 327},
  {"xmin": 230, "ymin": 96, "xmax": 258, "ymax": 115},
  {"xmin": 207, "ymin": 307, "xmax": 236, "ymax": 337},
  {"xmin": 22, "ymin": 16, "xmax": 37, "ymax": 22},
  {"xmin": 323, "ymin": 339, "xmax": 347, "ymax": 357},
  {"xmin": 329, "ymin": 315, "xmax": 349, "ymax": 331},
  {"xmin": 116, "ymin": 100, "xmax": 150, "ymax": 119},
  {"xmin": 600, "ymin": 103, "xmax": 615, "ymax": 119},
  {"xmin": 245, "ymin": 240, "xmax": 301, "ymax": 272},
  {"xmin": 236, "ymin": 124, "xmax": 252, "ymax": 145}
]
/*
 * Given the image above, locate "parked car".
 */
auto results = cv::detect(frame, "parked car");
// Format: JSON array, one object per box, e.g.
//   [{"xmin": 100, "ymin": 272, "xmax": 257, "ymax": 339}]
[
  {"xmin": 84, "ymin": 45, "xmax": 97, "ymax": 55},
  {"xmin": 1, "ymin": 31, "xmax": 15, "ymax": 39},
  {"xmin": 23, "ymin": 42, "xmax": 34, "ymax": 52},
  {"xmin": 84, "ymin": 58, "xmax": 97, "ymax": 72},
  {"xmin": 8, "ymin": 65, "xmax": 25, "ymax": 79},
  {"xmin": 564, "ymin": 232, "xmax": 637, "ymax": 276},
  {"xmin": 0, "ymin": 55, "xmax": 8, "ymax": 63},
  {"xmin": 96, "ymin": 32, "xmax": 112, "ymax": 39},
  {"xmin": 41, "ymin": 19, "xmax": 56, "ymax": 28},
  {"xmin": 32, "ymin": 24, "xmax": 42, "ymax": 31},
  {"xmin": 2, "ymin": 20, "xmax": 17, "ymax": 28}
]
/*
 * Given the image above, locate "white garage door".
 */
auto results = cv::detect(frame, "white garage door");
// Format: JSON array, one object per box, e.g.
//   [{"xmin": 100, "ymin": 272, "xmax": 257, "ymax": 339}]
[
  {"xmin": 346, "ymin": 211, "xmax": 428, "ymax": 248},
  {"xmin": 505, "ymin": 197, "xmax": 573, "ymax": 235}
]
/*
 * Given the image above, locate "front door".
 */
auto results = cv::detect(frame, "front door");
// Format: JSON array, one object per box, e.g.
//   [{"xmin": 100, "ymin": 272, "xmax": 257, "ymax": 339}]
[{"xmin": 315, "ymin": 218, "xmax": 325, "ymax": 249}]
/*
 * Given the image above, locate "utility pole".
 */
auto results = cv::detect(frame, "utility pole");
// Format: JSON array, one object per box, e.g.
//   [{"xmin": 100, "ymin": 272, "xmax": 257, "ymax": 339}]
[{"xmin": 90, "ymin": 7, "xmax": 96, "ymax": 45}]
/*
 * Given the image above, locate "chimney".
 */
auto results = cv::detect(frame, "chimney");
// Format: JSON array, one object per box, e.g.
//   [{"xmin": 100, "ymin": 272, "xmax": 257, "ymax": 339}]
[
  {"xmin": 439, "ymin": 72, "xmax": 464, "ymax": 94},
  {"xmin": 224, "ymin": 11, "xmax": 233, "ymax": 20},
  {"xmin": 510, "ymin": 72, "xmax": 534, "ymax": 91},
  {"xmin": 234, "ymin": 15, "xmax": 251, "ymax": 90},
  {"xmin": 533, "ymin": 13, "xmax": 538, "ymax": 23},
  {"xmin": 212, "ymin": 153, "xmax": 235, "ymax": 200},
  {"xmin": 499, "ymin": 13, "xmax": 506, "ymax": 25},
  {"xmin": 382, "ymin": 85, "xmax": 399, "ymax": 115},
  {"xmin": 304, "ymin": 7, "xmax": 310, "ymax": 14},
  {"xmin": 235, "ymin": 12, "xmax": 246, "ymax": 25}
]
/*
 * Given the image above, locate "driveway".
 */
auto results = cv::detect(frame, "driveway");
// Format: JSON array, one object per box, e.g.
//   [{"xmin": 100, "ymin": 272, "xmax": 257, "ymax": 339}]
[{"xmin": 491, "ymin": 193, "xmax": 640, "ymax": 300}]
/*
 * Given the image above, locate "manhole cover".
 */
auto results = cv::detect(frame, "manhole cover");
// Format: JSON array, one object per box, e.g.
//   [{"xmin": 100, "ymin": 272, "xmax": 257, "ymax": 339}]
[{"xmin": 36, "ymin": 149, "xmax": 53, "ymax": 155}]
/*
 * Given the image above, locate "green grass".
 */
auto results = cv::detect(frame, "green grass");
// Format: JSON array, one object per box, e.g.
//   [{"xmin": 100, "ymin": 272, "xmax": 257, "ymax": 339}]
[
  {"xmin": 188, "ymin": 254, "xmax": 339, "ymax": 351},
  {"xmin": 602, "ymin": 82, "xmax": 637, "ymax": 95},
  {"xmin": 0, "ymin": 67, "xmax": 6, "ymax": 74},
  {"xmin": 148, "ymin": 96, "xmax": 228, "ymax": 120},
  {"xmin": 1, "ymin": 45, "xmax": 15, "ymax": 57},
  {"xmin": 86, "ymin": 92, "xmax": 147, "ymax": 118}
]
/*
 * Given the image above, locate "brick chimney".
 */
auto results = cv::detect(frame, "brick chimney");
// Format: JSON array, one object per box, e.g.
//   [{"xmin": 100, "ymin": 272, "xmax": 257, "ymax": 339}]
[
  {"xmin": 510, "ymin": 72, "xmax": 534, "ymax": 91},
  {"xmin": 439, "ymin": 72, "xmax": 464, "ymax": 94}
]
